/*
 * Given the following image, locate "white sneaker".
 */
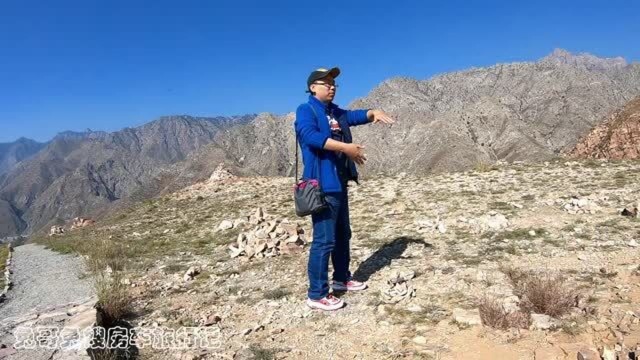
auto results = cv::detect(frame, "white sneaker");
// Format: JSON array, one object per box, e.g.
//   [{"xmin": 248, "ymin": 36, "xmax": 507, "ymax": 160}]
[
  {"xmin": 306, "ymin": 294, "xmax": 345, "ymax": 311},
  {"xmin": 332, "ymin": 279, "xmax": 367, "ymax": 291}
]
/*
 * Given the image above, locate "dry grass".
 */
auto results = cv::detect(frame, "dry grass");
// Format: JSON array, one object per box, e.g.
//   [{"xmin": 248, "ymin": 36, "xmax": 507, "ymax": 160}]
[
  {"xmin": 504, "ymin": 267, "xmax": 577, "ymax": 318},
  {"xmin": 94, "ymin": 270, "xmax": 132, "ymax": 321},
  {"xmin": 86, "ymin": 239, "xmax": 133, "ymax": 321},
  {"xmin": 0, "ymin": 245, "xmax": 9, "ymax": 289},
  {"xmin": 478, "ymin": 297, "xmax": 531, "ymax": 329},
  {"xmin": 474, "ymin": 162, "xmax": 499, "ymax": 172}
]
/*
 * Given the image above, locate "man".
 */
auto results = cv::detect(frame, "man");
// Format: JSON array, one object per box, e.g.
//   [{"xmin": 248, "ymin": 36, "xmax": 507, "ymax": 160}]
[{"xmin": 294, "ymin": 67, "xmax": 395, "ymax": 311}]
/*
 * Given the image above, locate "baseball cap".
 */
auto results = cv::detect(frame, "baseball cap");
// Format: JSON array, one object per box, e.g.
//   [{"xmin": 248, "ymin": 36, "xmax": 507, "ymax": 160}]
[{"xmin": 307, "ymin": 67, "xmax": 341, "ymax": 88}]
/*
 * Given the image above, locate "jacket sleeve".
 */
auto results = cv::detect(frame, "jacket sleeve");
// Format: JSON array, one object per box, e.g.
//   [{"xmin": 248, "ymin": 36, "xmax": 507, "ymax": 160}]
[
  {"xmin": 340, "ymin": 108, "xmax": 370, "ymax": 127},
  {"xmin": 295, "ymin": 104, "xmax": 329, "ymax": 150}
]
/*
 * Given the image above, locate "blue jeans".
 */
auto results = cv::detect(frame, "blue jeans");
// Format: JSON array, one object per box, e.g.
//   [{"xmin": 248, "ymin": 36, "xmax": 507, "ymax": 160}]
[{"xmin": 307, "ymin": 190, "xmax": 352, "ymax": 300}]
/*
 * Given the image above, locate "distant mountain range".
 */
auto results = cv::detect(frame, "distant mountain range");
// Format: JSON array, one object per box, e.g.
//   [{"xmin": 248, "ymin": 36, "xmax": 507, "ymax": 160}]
[
  {"xmin": 0, "ymin": 138, "xmax": 45, "ymax": 176},
  {"xmin": 1, "ymin": 48, "xmax": 640, "ymax": 238}
]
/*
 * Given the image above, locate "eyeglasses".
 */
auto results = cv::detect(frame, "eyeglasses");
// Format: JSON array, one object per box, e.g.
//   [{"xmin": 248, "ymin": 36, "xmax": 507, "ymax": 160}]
[{"xmin": 312, "ymin": 82, "xmax": 339, "ymax": 89}]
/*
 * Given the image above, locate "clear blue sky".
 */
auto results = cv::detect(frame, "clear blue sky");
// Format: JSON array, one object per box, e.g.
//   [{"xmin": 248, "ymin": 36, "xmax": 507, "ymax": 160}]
[{"xmin": 1, "ymin": 0, "xmax": 639, "ymax": 143}]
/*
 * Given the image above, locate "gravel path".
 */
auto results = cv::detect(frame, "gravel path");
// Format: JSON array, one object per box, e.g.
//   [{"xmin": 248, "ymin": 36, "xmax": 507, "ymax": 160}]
[{"xmin": 0, "ymin": 243, "xmax": 94, "ymax": 320}]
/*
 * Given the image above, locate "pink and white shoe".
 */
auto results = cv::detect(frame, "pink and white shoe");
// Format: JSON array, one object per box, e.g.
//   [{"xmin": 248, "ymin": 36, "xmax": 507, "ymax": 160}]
[
  {"xmin": 332, "ymin": 279, "xmax": 367, "ymax": 291},
  {"xmin": 306, "ymin": 294, "xmax": 345, "ymax": 311}
]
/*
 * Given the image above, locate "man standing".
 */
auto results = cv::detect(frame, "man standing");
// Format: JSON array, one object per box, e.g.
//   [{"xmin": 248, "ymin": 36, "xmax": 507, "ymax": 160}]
[{"xmin": 294, "ymin": 67, "xmax": 395, "ymax": 311}]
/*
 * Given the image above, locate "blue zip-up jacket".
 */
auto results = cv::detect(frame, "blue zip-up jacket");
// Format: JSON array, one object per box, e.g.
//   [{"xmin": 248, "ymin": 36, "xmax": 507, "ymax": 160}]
[{"xmin": 294, "ymin": 95, "xmax": 370, "ymax": 193}]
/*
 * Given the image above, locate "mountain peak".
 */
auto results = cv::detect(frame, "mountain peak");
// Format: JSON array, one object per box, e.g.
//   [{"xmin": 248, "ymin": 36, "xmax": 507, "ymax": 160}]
[{"xmin": 540, "ymin": 48, "xmax": 627, "ymax": 70}]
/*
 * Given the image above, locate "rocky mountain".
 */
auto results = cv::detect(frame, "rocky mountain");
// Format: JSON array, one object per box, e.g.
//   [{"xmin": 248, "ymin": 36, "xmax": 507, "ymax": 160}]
[
  {"xmin": 0, "ymin": 138, "xmax": 45, "ymax": 176},
  {"xmin": 176, "ymin": 49, "xmax": 640, "ymax": 181},
  {"xmin": 569, "ymin": 96, "xmax": 640, "ymax": 159},
  {"xmin": 2, "ymin": 49, "xmax": 640, "ymax": 238},
  {"xmin": 0, "ymin": 115, "xmax": 255, "ymax": 238},
  {"xmin": 346, "ymin": 48, "xmax": 640, "ymax": 175}
]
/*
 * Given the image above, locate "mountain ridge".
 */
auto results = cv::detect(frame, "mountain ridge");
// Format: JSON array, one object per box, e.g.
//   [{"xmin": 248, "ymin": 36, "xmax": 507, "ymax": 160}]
[{"xmin": 2, "ymin": 49, "xmax": 640, "ymax": 238}]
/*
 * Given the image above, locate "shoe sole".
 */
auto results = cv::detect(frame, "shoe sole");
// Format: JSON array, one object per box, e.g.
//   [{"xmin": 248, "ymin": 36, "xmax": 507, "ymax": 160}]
[
  {"xmin": 332, "ymin": 284, "xmax": 367, "ymax": 291},
  {"xmin": 306, "ymin": 299, "xmax": 344, "ymax": 311}
]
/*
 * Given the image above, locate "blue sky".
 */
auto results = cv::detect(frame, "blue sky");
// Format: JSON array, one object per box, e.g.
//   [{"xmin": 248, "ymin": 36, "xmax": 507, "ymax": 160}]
[{"xmin": 1, "ymin": 0, "xmax": 639, "ymax": 143}]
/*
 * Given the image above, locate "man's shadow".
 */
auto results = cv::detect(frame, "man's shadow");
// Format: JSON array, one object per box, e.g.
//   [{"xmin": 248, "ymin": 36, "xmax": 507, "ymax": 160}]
[{"xmin": 352, "ymin": 236, "xmax": 431, "ymax": 282}]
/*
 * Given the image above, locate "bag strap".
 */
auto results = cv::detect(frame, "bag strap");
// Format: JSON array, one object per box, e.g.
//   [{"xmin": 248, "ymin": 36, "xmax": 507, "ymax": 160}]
[{"xmin": 294, "ymin": 103, "xmax": 323, "ymax": 184}]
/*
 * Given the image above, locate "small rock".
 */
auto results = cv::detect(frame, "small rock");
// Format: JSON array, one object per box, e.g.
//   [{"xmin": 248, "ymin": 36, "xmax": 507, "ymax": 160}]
[
  {"xmin": 270, "ymin": 328, "xmax": 284, "ymax": 335},
  {"xmin": 600, "ymin": 346, "xmax": 616, "ymax": 360},
  {"xmin": 628, "ymin": 239, "xmax": 639, "ymax": 247},
  {"xmin": 452, "ymin": 308, "xmax": 482, "ymax": 326},
  {"xmin": 255, "ymin": 207, "xmax": 265, "ymax": 221},
  {"xmin": 183, "ymin": 266, "xmax": 200, "ymax": 282},
  {"xmin": 530, "ymin": 313, "xmax": 558, "ymax": 330},
  {"xmin": 217, "ymin": 220, "xmax": 234, "ymax": 231},
  {"xmin": 204, "ymin": 314, "xmax": 221, "ymax": 326},
  {"xmin": 577, "ymin": 348, "xmax": 600, "ymax": 360},
  {"xmin": 229, "ymin": 247, "xmax": 244, "ymax": 259},
  {"xmin": 413, "ymin": 336, "xmax": 427, "ymax": 345}
]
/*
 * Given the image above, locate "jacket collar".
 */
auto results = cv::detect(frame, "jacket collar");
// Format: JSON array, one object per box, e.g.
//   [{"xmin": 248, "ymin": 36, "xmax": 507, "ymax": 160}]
[{"xmin": 308, "ymin": 95, "xmax": 337, "ymax": 113}]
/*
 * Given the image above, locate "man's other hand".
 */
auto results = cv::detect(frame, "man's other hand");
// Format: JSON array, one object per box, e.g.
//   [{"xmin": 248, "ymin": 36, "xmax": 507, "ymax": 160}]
[{"xmin": 343, "ymin": 143, "xmax": 367, "ymax": 165}]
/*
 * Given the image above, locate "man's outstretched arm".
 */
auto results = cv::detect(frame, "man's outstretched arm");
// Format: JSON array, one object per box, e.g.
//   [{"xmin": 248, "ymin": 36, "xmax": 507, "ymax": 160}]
[{"xmin": 343, "ymin": 108, "xmax": 396, "ymax": 127}]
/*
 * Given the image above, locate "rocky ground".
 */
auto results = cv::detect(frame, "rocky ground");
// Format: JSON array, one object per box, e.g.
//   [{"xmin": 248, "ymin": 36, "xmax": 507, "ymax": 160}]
[{"xmin": 35, "ymin": 159, "xmax": 640, "ymax": 359}]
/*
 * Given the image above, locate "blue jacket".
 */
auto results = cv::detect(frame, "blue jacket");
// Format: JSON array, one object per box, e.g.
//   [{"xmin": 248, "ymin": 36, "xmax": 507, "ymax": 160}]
[{"xmin": 294, "ymin": 95, "xmax": 370, "ymax": 193}]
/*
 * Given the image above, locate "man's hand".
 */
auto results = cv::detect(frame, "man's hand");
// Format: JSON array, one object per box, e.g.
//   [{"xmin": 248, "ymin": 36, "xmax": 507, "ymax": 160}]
[
  {"xmin": 367, "ymin": 109, "xmax": 395, "ymax": 125},
  {"xmin": 342, "ymin": 143, "xmax": 367, "ymax": 165}
]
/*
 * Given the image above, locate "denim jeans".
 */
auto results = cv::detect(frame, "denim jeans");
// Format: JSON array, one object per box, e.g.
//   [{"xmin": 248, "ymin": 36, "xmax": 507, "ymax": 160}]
[{"xmin": 307, "ymin": 189, "xmax": 352, "ymax": 300}]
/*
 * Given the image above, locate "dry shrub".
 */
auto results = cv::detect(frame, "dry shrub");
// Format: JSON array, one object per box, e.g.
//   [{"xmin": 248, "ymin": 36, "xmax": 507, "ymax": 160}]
[
  {"xmin": 478, "ymin": 297, "xmax": 530, "ymax": 329},
  {"xmin": 474, "ymin": 162, "xmax": 498, "ymax": 172},
  {"xmin": 504, "ymin": 267, "xmax": 577, "ymax": 318},
  {"xmin": 86, "ymin": 239, "xmax": 132, "ymax": 321},
  {"xmin": 94, "ymin": 270, "xmax": 132, "ymax": 321}
]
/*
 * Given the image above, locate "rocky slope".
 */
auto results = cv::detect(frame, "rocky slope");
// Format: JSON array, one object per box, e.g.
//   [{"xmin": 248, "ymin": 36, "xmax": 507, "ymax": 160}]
[
  {"xmin": 35, "ymin": 158, "xmax": 640, "ymax": 359},
  {"xmin": 0, "ymin": 115, "xmax": 255, "ymax": 237},
  {"xmin": 347, "ymin": 49, "xmax": 640, "ymax": 175},
  {"xmin": 0, "ymin": 138, "xmax": 44, "ymax": 176},
  {"xmin": 570, "ymin": 96, "xmax": 640, "ymax": 159}
]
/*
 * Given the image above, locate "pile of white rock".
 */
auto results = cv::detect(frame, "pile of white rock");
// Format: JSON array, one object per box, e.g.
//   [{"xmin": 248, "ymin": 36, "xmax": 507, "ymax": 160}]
[
  {"xmin": 49, "ymin": 225, "xmax": 65, "ymax": 236},
  {"xmin": 208, "ymin": 163, "xmax": 236, "ymax": 182},
  {"xmin": 219, "ymin": 208, "xmax": 308, "ymax": 260},
  {"xmin": 381, "ymin": 268, "xmax": 416, "ymax": 304},
  {"xmin": 561, "ymin": 196, "xmax": 601, "ymax": 214}
]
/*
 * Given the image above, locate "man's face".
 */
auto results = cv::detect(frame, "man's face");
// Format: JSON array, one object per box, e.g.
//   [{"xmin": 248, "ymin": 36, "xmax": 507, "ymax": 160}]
[{"xmin": 310, "ymin": 75, "xmax": 337, "ymax": 102}]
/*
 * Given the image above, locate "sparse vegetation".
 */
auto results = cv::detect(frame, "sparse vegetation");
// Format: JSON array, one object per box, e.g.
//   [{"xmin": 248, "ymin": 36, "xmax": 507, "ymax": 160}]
[
  {"xmin": 263, "ymin": 287, "xmax": 291, "ymax": 300},
  {"xmin": 505, "ymin": 268, "xmax": 577, "ymax": 318},
  {"xmin": 478, "ymin": 296, "xmax": 531, "ymax": 329},
  {"xmin": 474, "ymin": 162, "xmax": 499, "ymax": 172},
  {"xmin": 0, "ymin": 245, "xmax": 9, "ymax": 289}
]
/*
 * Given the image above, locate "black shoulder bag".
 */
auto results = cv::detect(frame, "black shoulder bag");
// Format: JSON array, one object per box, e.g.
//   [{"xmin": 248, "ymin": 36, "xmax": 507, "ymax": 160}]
[{"xmin": 293, "ymin": 104, "xmax": 328, "ymax": 217}]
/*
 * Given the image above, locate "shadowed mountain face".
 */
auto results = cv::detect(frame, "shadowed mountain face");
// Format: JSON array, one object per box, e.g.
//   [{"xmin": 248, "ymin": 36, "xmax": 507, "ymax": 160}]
[
  {"xmin": 2, "ymin": 49, "xmax": 640, "ymax": 238},
  {"xmin": 570, "ymin": 96, "xmax": 640, "ymax": 159},
  {"xmin": 0, "ymin": 115, "xmax": 255, "ymax": 237},
  {"xmin": 0, "ymin": 138, "xmax": 45, "ymax": 176}
]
